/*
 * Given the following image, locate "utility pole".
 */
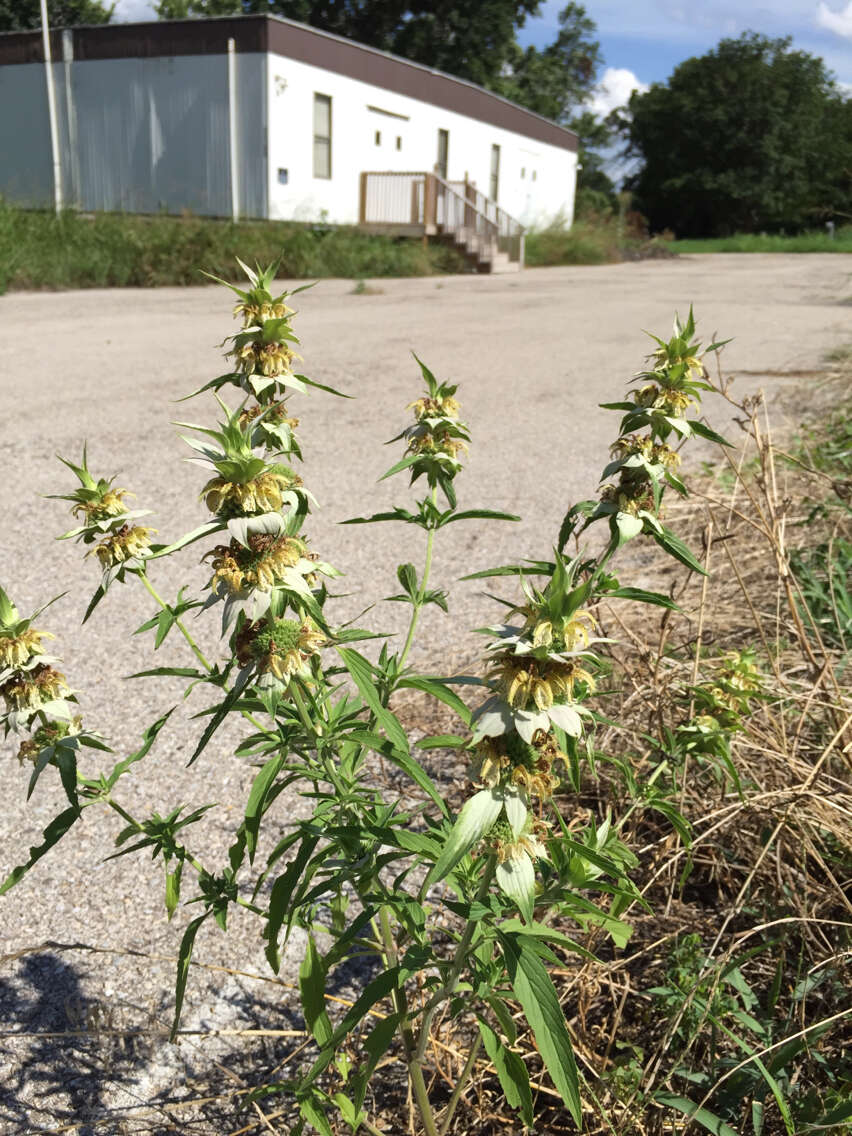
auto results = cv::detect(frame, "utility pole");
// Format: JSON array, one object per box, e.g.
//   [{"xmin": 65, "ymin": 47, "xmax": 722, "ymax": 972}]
[{"xmin": 40, "ymin": 0, "xmax": 63, "ymax": 214}]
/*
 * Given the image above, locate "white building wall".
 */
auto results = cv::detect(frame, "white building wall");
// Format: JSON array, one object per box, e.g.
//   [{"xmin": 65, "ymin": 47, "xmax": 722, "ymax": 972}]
[{"xmin": 265, "ymin": 52, "xmax": 576, "ymax": 228}]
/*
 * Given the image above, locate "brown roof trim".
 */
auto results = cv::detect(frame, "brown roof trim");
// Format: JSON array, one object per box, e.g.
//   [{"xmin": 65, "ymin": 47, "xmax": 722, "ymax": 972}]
[{"xmin": 0, "ymin": 15, "xmax": 577, "ymax": 152}]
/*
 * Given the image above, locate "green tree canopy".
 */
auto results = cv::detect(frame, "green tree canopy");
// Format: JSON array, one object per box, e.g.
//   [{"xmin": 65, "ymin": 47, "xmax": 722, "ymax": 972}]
[
  {"xmin": 0, "ymin": 0, "xmax": 113, "ymax": 31},
  {"xmin": 155, "ymin": 1, "xmax": 541, "ymax": 88},
  {"xmin": 621, "ymin": 32, "xmax": 852, "ymax": 237}
]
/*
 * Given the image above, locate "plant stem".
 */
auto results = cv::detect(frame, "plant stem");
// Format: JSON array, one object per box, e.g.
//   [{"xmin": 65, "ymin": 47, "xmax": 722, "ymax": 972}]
[
  {"xmin": 438, "ymin": 1034, "xmax": 482, "ymax": 1136},
  {"xmin": 414, "ymin": 855, "xmax": 497, "ymax": 1065},
  {"xmin": 377, "ymin": 906, "xmax": 440, "ymax": 1136},
  {"xmin": 139, "ymin": 570, "xmax": 276, "ymax": 741},
  {"xmin": 398, "ymin": 487, "xmax": 438, "ymax": 673},
  {"xmin": 140, "ymin": 572, "xmax": 212, "ymax": 671}
]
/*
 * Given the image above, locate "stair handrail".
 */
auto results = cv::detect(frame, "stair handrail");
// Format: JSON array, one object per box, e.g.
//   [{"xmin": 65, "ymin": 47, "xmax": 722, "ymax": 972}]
[{"xmin": 427, "ymin": 173, "xmax": 525, "ymax": 263}]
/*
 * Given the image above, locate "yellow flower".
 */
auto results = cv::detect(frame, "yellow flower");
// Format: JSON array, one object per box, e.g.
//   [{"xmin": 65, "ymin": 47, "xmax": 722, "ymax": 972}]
[
  {"xmin": 71, "ymin": 488, "xmax": 131, "ymax": 521},
  {"xmin": 206, "ymin": 534, "xmax": 308, "ymax": 594},
  {"xmin": 91, "ymin": 525, "xmax": 155, "ymax": 568},
  {"xmin": 202, "ymin": 470, "xmax": 299, "ymax": 515},
  {"xmin": 0, "ymin": 627, "xmax": 53, "ymax": 668},
  {"xmin": 233, "ymin": 299, "xmax": 292, "ymax": 327},
  {"xmin": 493, "ymin": 655, "xmax": 595, "ymax": 711},
  {"xmin": 1, "ymin": 664, "xmax": 69, "ymax": 711},
  {"xmin": 409, "ymin": 395, "xmax": 461, "ymax": 420}
]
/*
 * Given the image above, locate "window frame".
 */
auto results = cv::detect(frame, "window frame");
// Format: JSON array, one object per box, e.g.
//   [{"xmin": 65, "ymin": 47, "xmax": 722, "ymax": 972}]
[{"xmin": 313, "ymin": 92, "xmax": 332, "ymax": 180}]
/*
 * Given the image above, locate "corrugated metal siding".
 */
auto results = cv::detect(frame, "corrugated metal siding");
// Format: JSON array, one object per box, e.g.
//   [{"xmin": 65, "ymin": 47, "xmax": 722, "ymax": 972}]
[
  {"xmin": 0, "ymin": 64, "xmax": 53, "ymax": 207},
  {"xmin": 0, "ymin": 52, "xmax": 267, "ymax": 218}
]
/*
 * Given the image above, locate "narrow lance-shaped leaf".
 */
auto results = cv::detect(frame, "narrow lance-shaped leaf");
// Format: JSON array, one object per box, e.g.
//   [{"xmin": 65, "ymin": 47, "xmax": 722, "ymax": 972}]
[
  {"xmin": 497, "ymin": 930, "xmax": 582, "ymax": 1126},
  {"xmin": 427, "ymin": 788, "xmax": 504, "ymax": 884}
]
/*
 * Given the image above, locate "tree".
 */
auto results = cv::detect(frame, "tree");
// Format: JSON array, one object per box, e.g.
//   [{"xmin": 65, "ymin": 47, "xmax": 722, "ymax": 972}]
[
  {"xmin": 0, "ymin": 0, "xmax": 113, "ymax": 30},
  {"xmin": 621, "ymin": 33, "xmax": 852, "ymax": 237},
  {"xmin": 155, "ymin": 1, "xmax": 541, "ymax": 89}
]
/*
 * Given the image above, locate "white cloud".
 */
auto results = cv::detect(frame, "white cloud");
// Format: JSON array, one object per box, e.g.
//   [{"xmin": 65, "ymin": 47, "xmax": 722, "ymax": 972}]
[
  {"xmin": 588, "ymin": 67, "xmax": 649, "ymax": 117},
  {"xmin": 817, "ymin": 1, "xmax": 852, "ymax": 36},
  {"xmin": 112, "ymin": 0, "xmax": 158, "ymax": 20}
]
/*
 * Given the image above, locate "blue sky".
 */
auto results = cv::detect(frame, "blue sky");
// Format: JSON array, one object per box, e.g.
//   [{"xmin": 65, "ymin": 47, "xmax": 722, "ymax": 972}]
[{"xmin": 518, "ymin": 1, "xmax": 852, "ymax": 112}]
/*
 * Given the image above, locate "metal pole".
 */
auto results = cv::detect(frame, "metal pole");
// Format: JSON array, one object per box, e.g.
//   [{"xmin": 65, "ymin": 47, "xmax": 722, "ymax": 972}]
[
  {"xmin": 227, "ymin": 37, "xmax": 239, "ymax": 222},
  {"xmin": 40, "ymin": 0, "xmax": 63, "ymax": 214}
]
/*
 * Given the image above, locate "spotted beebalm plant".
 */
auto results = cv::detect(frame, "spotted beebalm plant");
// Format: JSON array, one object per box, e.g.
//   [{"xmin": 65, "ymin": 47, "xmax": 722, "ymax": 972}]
[{"xmin": 1, "ymin": 267, "xmax": 727, "ymax": 1136}]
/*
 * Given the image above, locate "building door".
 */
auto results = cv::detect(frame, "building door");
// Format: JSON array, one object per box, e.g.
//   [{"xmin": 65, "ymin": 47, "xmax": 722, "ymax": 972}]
[
  {"xmin": 436, "ymin": 129, "xmax": 449, "ymax": 178},
  {"xmin": 490, "ymin": 144, "xmax": 500, "ymax": 202}
]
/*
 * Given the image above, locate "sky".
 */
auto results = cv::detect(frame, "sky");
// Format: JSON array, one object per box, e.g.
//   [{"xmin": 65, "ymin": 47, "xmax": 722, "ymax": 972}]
[
  {"xmin": 114, "ymin": 0, "xmax": 852, "ymax": 116},
  {"xmin": 518, "ymin": 1, "xmax": 852, "ymax": 115}
]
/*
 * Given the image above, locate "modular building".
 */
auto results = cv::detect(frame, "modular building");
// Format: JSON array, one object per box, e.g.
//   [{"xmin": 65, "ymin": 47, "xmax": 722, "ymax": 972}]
[{"xmin": 0, "ymin": 15, "xmax": 578, "ymax": 267}]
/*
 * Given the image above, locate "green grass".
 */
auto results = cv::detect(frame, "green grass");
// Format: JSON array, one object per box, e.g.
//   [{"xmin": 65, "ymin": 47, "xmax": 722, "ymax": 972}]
[
  {"xmin": 663, "ymin": 227, "xmax": 852, "ymax": 254},
  {"xmin": 0, "ymin": 200, "xmax": 465, "ymax": 292}
]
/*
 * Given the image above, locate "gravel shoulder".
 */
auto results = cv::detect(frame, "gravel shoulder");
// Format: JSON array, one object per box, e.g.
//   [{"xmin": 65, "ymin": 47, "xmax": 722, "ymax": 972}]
[{"xmin": 0, "ymin": 254, "xmax": 849, "ymax": 1132}]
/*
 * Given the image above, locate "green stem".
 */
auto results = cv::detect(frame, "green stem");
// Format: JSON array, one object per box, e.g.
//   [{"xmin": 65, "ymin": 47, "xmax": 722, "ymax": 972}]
[
  {"xmin": 139, "ymin": 570, "xmax": 276, "ymax": 741},
  {"xmin": 377, "ymin": 906, "xmax": 439, "ymax": 1136},
  {"xmin": 398, "ymin": 486, "xmax": 438, "ymax": 673},
  {"xmin": 438, "ymin": 1034, "xmax": 482, "ymax": 1136},
  {"xmin": 414, "ymin": 855, "xmax": 497, "ymax": 1065},
  {"xmin": 140, "ymin": 572, "xmax": 212, "ymax": 671}
]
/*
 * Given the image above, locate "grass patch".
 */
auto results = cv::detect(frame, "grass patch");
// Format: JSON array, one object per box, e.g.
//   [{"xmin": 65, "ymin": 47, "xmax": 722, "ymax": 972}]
[
  {"xmin": 525, "ymin": 210, "xmax": 674, "ymax": 267},
  {"xmin": 0, "ymin": 200, "xmax": 465, "ymax": 292},
  {"xmin": 663, "ymin": 227, "xmax": 852, "ymax": 254}
]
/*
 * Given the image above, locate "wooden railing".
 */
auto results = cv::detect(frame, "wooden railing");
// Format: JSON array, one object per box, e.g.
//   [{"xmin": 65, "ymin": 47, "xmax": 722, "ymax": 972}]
[{"xmin": 359, "ymin": 171, "xmax": 525, "ymax": 266}]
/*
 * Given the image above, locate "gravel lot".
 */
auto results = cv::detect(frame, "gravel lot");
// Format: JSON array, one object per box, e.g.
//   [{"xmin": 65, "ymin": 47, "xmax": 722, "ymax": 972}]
[{"xmin": 0, "ymin": 254, "xmax": 850, "ymax": 1132}]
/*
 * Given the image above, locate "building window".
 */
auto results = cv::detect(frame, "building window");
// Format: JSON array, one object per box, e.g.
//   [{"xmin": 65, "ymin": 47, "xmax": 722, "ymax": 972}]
[
  {"xmin": 313, "ymin": 93, "xmax": 331, "ymax": 178},
  {"xmin": 436, "ymin": 128, "xmax": 449, "ymax": 179},
  {"xmin": 490, "ymin": 144, "xmax": 500, "ymax": 201},
  {"xmin": 396, "ymin": 135, "xmax": 402, "ymax": 150},
  {"xmin": 375, "ymin": 130, "xmax": 382, "ymax": 145}
]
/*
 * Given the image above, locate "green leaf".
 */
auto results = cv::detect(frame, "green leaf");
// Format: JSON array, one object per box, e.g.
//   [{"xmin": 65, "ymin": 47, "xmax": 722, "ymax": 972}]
[
  {"xmin": 687, "ymin": 419, "xmax": 732, "ymax": 446},
  {"xmin": 427, "ymin": 789, "xmax": 504, "ymax": 885},
  {"xmin": 106, "ymin": 709, "xmax": 174, "ymax": 789},
  {"xmin": 348, "ymin": 730, "xmax": 449, "ymax": 816},
  {"xmin": 395, "ymin": 675, "xmax": 472, "ymax": 726},
  {"xmin": 654, "ymin": 1093, "xmax": 740, "ymax": 1136},
  {"xmin": 169, "ymin": 913, "xmax": 209, "ymax": 1041},
  {"xmin": 189, "ymin": 668, "xmax": 252, "ymax": 764},
  {"xmin": 478, "ymin": 1020, "xmax": 533, "ymax": 1127},
  {"xmin": 396, "ymin": 562, "xmax": 418, "ymax": 597},
  {"xmin": 462, "ymin": 559, "xmax": 554, "ymax": 581},
  {"xmin": 438, "ymin": 508, "xmax": 521, "ymax": 527},
  {"xmin": 300, "ymin": 936, "xmax": 333, "ymax": 1047},
  {"xmin": 304, "ymin": 968, "xmax": 402, "ymax": 1086},
  {"xmin": 244, "ymin": 753, "xmax": 285, "ymax": 864},
  {"xmin": 0, "ymin": 806, "xmax": 81, "ymax": 897},
  {"xmin": 603, "ymin": 586, "xmax": 680, "ymax": 610},
  {"xmin": 379, "ymin": 454, "xmax": 421, "ymax": 482},
  {"xmin": 336, "ymin": 648, "xmax": 409, "ymax": 753},
  {"xmin": 497, "ymin": 931, "xmax": 582, "ymax": 1126},
  {"xmin": 652, "ymin": 527, "xmax": 707, "ymax": 575},
  {"xmin": 165, "ymin": 864, "xmax": 182, "ymax": 920},
  {"xmin": 351, "ymin": 1012, "xmax": 402, "ymax": 1111}
]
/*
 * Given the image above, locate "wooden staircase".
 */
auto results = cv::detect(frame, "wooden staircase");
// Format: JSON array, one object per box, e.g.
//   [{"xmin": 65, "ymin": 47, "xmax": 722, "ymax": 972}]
[{"xmin": 358, "ymin": 171, "xmax": 524, "ymax": 273}]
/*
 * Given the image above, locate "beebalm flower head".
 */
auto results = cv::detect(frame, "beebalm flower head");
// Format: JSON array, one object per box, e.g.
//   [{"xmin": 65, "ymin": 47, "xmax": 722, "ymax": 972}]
[
  {"xmin": 90, "ymin": 524, "xmax": 155, "ymax": 568},
  {"xmin": 409, "ymin": 394, "xmax": 461, "ymax": 421},
  {"xmin": 231, "ymin": 340, "xmax": 297, "ymax": 379},
  {"xmin": 0, "ymin": 626, "xmax": 53, "ymax": 669},
  {"xmin": 492, "ymin": 653, "xmax": 596, "ymax": 712},
  {"xmin": 1, "ymin": 663, "xmax": 70, "ymax": 713},
  {"xmin": 474, "ymin": 729, "xmax": 566, "ymax": 801},
  {"xmin": 206, "ymin": 533, "xmax": 309, "ymax": 594},
  {"xmin": 203, "ymin": 468, "xmax": 301, "ymax": 517},
  {"xmin": 180, "ymin": 401, "xmax": 306, "ymax": 517},
  {"xmin": 236, "ymin": 616, "xmax": 325, "ymax": 681},
  {"xmin": 16, "ymin": 715, "xmax": 81, "ymax": 765}
]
